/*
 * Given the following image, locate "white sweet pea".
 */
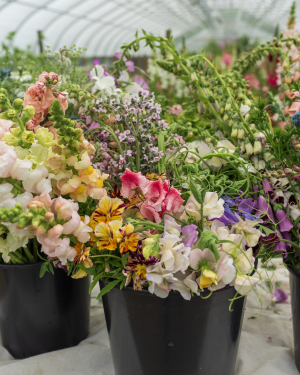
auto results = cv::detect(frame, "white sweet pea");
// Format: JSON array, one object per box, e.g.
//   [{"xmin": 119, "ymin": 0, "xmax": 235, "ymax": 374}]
[
  {"xmin": 170, "ymin": 279, "xmax": 193, "ymax": 300},
  {"xmin": 216, "ymin": 140, "xmax": 236, "ymax": 155},
  {"xmin": 236, "ymin": 248, "xmax": 254, "ymax": 274},
  {"xmin": 146, "ymin": 263, "xmax": 177, "ymax": 298},
  {"xmin": 209, "ymin": 251, "xmax": 236, "ymax": 291},
  {"xmin": 231, "ymin": 216, "xmax": 262, "ymax": 248},
  {"xmin": 189, "ymin": 248, "xmax": 216, "ymax": 270},
  {"xmin": 234, "ymin": 275, "xmax": 261, "ymax": 295},
  {"xmin": 180, "ymin": 192, "xmax": 224, "ymax": 221},
  {"xmin": 159, "ymin": 233, "xmax": 190, "ymax": 274},
  {"xmin": 90, "ymin": 65, "xmax": 115, "ymax": 95}
]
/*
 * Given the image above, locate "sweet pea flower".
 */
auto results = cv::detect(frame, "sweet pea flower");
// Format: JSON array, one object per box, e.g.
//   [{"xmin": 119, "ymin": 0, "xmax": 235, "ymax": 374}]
[
  {"xmin": 234, "ymin": 275, "xmax": 261, "ymax": 295},
  {"xmin": 189, "ymin": 248, "xmax": 216, "ymax": 270},
  {"xmin": 209, "ymin": 251, "xmax": 236, "ymax": 291},
  {"xmin": 90, "ymin": 65, "xmax": 115, "ymax": 95},
  {"xmin": 236, "ymin": 248, "xmax": 254, "ymax": 274},
  {"xmin": 182, "ymin": 224, "xmax": 198, "ymax": 247},
  {"xmin": 231, "ymin": 215, "xmax": 262, "ymax": 247},
  {"xmin": 146, "ymin": 262, "xmax": 177, "ymax": 298},
  {"xmin": 180, "ymin": 193, "xmax": 224, "ymax": 222},
  {"xmin": 164, "ymin": 216, "xmax": 181, "ymax": 237}
]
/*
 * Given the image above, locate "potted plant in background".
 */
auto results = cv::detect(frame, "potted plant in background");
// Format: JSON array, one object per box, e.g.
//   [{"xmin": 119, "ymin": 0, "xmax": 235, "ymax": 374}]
[{"xmin": 0, "ymin": 71, "xmax": 108, "ymax": 359}]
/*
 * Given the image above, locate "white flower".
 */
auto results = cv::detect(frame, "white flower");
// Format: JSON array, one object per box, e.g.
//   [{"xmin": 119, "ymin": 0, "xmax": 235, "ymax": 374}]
[
  {"xmin": 236, "ymin": 248, "xmax": 254, "ymax": 274},
  {"xmin": 0, "ymin": 142, "xmax": 17, "ymax": 178},
  {"xmin": 0, "ymin": 238, "xmax": 9, "ymax": 263},
  {"xmin": 54, "ymin": 238, "xmax": 77, "ymax": 265},
  {"xmin": 146, "ymin": 262, "xmax": 177, "ymax": 298},
  {"xmin": 203, "ymin": 192, "xmax": 224, "ymax": 220},
  {"xmin": 234, "ymin": 275, "xmax": 261, "ymax": 295},
  {"xmin": 90, "ymin": 65, "xmax": 115, "ymax": 95},
  {"xmin": 10, "ymin": 158, "xmax": 33, "ymax": 181},
  {"xmin": 216, "ymin": 140, "xmax": 236, "ymax": 155},
  {"xmin": 209, "ymin": 251, "xmax": 236, "ymax": 291},
  {"xmin": 231, "ymin": 216, "xmax": 262, "ymax": 248},
  {"xmin": 23, "ymin": 165, "xmax": 51, "ymax": 194},
  {"xmin": 0, "ymin": 183, "xmax": 14, "ymax": 207},
  {"xmin": 180, "ymin": 192, "xmax": 224, "ymax": 221},
  {"xmin": 189, "ymin": 248, "xmax": 216, "ymax": 270},
  {"xmin": 240, "ymin": 104, "xmax": 251, "ymax": 116},
  {"xmin": 159, "ymin": 233, "xmax": 190, "ymax": 274},
  {"xmin": 163, "ymin": 215, "xmax": 181, "ymax": 237}
]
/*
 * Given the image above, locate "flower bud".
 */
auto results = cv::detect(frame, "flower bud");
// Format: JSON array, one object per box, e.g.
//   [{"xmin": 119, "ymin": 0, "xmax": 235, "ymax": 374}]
[
  {"xmin": 237, "ymin": 126, "xmax": 245, "ymax": 139},
  {"xmin": 7, "ymin": 109, "xmax": 16, "ymax": 118},
  {"xmin": 191, "ymin": 72, "xmax": 198, "ymax": 82},
  {"xmin": 12, "ymin": 98, "xmax": 24, "ymax": 111},
  {"xmin": 231, "ymin": 124, "xmax": 238, "ymax": 137},
  {"xmin": 245, "ymin": 141, "xmax": 254, "ymax": 157},
  {"xmin": 284, "ymin": 168, "xmax": 293, "ymax": 175},
  {"xmin": 21, "ymin": 105, "xmax": 35, "ymax": 124},
  {"xmin": 253, "ymin": 140, "xmax": 262, "ymax": 154},
  {"xmin": 45, "ymin": 212, "xmax": 54, "ymax": 223},
  {"xmin": 285, "ymin": 76, "xmax": 292, "ymax": 84}
]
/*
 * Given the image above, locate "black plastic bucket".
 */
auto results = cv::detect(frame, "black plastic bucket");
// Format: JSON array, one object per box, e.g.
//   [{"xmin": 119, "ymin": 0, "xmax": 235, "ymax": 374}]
[
  {"xmin": 100, "ymin": 280, "xmax": 246, "ymax": 375},
  {"xmin": 0, "ymin": 263, "xmax": 90, "ymax": 359},
  {"xmin": 288, "ymin": 265, "xmax": 300, "ymax": 372}
]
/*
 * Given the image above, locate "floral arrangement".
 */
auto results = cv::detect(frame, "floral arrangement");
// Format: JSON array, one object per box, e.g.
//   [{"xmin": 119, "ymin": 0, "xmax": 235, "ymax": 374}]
[{"xmin": 0, "ymin": 74, "xmax": 108, "ymax": 279}]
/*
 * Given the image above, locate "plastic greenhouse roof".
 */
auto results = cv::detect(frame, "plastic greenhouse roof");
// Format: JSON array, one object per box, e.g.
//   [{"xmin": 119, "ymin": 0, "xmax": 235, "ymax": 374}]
[{"xmin": 0, "ymin": 0, "xmax": 297, "ymax": 56}]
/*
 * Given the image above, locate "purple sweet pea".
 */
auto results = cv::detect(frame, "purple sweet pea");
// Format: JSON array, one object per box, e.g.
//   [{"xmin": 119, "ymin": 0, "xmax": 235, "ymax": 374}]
[
  {"xmin": 93, "ymin": 59, "xmax": 100, "ymax": 66},
  {"xmin": 221, "ymin": 195, "xmax": 236, "ymax": 207},
  {"xmin": 182, "ymin": 224, "xmax": 198, "ymax": 247},
  {"xmin": 89, "ymin": 121, "xmax": 100, "ymax": 129},
  {"xmin": 257, "ymin": 195, "xmax": 275, "ymax": 222},
  {"xmin": 115, "ymin": 51, "xmax": 135, "ymax": 72},
  {"xmin": 273, "ymin": 288, "xmax": 288, "ymax": 303},
  {"xmin": 214, "ymin": 206, "xmax": 239, "ymax": 225},
  {"xmin": 134, "ymin": 76, "xmax": 150, "ymax": 90},
  {"xmin": 276, "ymin": 209, "xmax": 293, "ymax": 232}
]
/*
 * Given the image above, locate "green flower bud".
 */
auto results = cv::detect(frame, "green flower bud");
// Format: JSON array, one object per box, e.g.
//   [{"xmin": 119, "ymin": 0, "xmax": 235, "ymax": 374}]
[
  {"xmin": 3, "ymin": 133, "xmax": 21, "ymax": 146},
  {"xmin": 12, "ymin": 98, "xmax": 24, "ymax": 111},
  {"xmin": 7, "ymin": 109, "xmax": 16, "ymax": 118},
  {"xmin": 21, "ymin": 105, "xmax": 35, "ymax": 124}
]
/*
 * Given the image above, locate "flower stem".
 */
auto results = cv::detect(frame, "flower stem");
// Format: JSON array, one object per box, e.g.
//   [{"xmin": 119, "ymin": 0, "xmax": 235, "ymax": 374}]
[{"xmin": 23, "ymin": 247, "xmax": 35, "ymax": 263}]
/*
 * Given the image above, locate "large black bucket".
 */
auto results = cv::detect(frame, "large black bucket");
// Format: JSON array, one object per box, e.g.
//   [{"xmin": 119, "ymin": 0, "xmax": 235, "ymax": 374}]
[
  {"xmin": 100, "ymin": 280, "xmax": 246, "ymax": 375},
  {"xmin": 0, "ymin": 263, "xmax": 90, "ymax": 359},
  {"xmin": 288, "ymin": 265, "xmax": 300, "ymax": 372}
]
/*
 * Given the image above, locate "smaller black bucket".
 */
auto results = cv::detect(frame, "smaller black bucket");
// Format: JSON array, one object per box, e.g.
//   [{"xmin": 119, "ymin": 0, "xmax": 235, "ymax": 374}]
[
  {"xmin": 0, "ymin": 263, "xmax": 90, "ymax": 359},
  {"xmin": 288, "ymin": 265, "xmax": 300, "ymax": 372},
  {"xmin": 100, "ymin": 280, "xmax": 246, "ymax": 375}
]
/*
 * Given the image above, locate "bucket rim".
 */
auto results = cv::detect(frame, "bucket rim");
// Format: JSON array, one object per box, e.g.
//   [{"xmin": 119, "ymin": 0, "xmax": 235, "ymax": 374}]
[
  {"xmin": 0, "ymin": 262, "xmax": 43, "ymax": 270},
  {"xmin": 287, "ymin": 263, "xmax": 300, "ymax": 278}
]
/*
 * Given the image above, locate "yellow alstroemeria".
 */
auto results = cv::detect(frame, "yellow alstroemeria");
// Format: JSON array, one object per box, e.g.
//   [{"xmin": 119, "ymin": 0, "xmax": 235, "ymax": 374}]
[
  {"xmin": 119, "ymin": 222, "xmax": 139, "ymax": 254},
  {"xmin": 95, "ymin": 220, "xmax": 123, "ymax": 251},
  {"xmin": 92, "ymin": 196, "xmax": 126, "ymax": 224},
  {"xmin": 199, "ymin": 269, "xmax": 219, "ymax": 289},
  {"xmin": 72, "ymin": 244, "xmax": 93, "ymax": 279}
]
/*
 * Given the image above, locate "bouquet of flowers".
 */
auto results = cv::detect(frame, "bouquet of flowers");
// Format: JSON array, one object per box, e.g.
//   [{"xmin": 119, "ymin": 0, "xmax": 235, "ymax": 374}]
[{"xmin": 0, "ymin": 71, "xmax": 108, "ymax": 279}]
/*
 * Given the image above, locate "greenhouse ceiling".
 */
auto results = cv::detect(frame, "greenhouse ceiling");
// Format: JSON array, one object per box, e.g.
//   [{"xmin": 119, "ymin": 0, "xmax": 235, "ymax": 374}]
[{"xmin": 0, "ymin": 0, "xmax": 297, "ymax": 56}]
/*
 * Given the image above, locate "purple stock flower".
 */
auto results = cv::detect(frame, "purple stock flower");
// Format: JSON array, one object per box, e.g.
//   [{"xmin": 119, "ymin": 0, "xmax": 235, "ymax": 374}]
[
  {"xmin": 182, "ymin": 224, "xmax": 198, "ymax": 247},
  {"xmin": 134, "ymin": 76, "xmax": 150, "ymax": 90},
  {"xmin": 273, "ymin": 288, "xmax": 288, "ymax": 303},
  {"xmin": 276, "ymin": 209, "xmax": 293, "ymax": 232},
  {"xmin": 257, "ymin": 195, "xmax": 275, "ymax": 222}
]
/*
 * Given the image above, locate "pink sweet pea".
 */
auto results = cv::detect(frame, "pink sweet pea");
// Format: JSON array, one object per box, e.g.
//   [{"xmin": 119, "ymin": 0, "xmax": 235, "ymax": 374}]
[{"xmin": 120, "ymin": 168, "xmax": 148, "ymax": 198}]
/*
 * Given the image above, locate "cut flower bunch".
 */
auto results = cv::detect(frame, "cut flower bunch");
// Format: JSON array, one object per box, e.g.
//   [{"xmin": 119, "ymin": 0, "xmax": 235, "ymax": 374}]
[{"xmin": 0, "ymin": 72, "xmax": 108, "ymax": 278}]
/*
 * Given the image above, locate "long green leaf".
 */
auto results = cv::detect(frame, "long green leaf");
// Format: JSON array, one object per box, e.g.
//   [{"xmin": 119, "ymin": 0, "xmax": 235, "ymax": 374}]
[
  {"xmin": 97, "ymin": 279, "xmax": 121, "ymax": 299},
  {"xmin": 89, "ymin": 273, "xmax": 102, "ymax": 294}
]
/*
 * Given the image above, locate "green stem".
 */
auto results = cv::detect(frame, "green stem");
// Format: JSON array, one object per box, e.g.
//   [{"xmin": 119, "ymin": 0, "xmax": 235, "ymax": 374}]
[
  {"xmin": 10, "ymin": 252, "xmax": 25, "ymax": 264},
  {"xmin": 16, "ymin": 115, "xmax": 25, "ymax": 133},
  {"xmin": 23, "ymin": 247, "xmax": 35, "ymax": 263},
  {"xmin": 33, "ymin": 238, "xmax": 38, "ymax": 262},
  {"xmin": 14, "ymin": 249, "xmax": 29, "ymax": 263}
]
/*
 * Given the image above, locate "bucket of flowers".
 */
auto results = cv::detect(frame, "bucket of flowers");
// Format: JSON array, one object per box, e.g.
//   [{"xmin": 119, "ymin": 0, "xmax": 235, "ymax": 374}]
[
  {"xmin": 0, "ymin": 72, "xmax": 108, "ymax": 358},
  {"xmin": 67, "ymin": 39, "xmax": 275, "ymax": 373}
]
